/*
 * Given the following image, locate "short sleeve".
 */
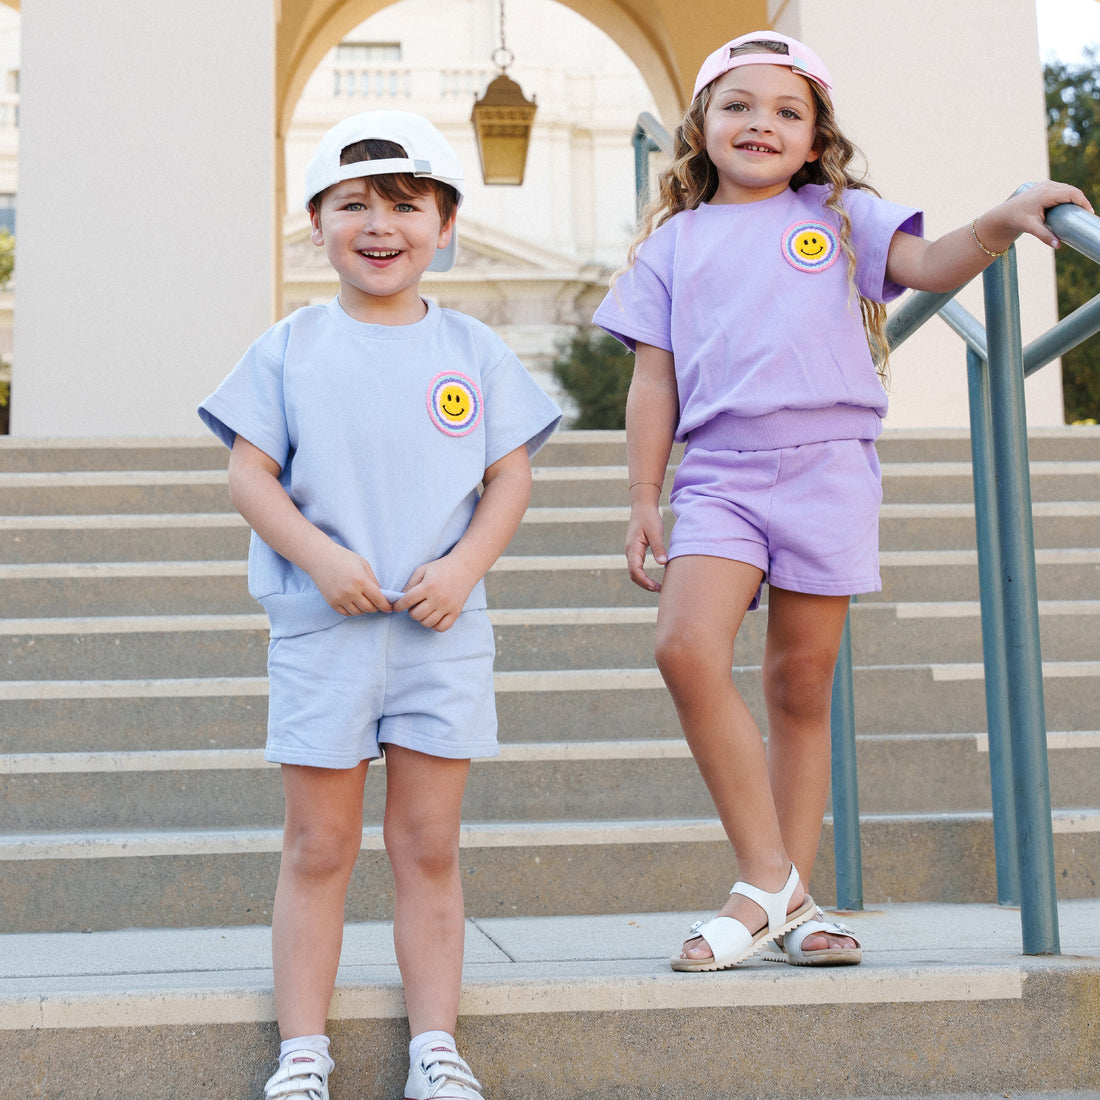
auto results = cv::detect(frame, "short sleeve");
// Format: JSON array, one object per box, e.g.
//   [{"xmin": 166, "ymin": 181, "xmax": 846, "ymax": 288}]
[
  {"xmin": 198, "ymin": 333, "xmax": 291, "ymax": 467},
  {"xmin": 592, "ymin": 253, "xmax": 674, "ymax": 353},
  {"xmin": 847, "ymin": 190, "xmax": 924, "ymax": 304},
  {"xmin": 480, "ymin": 348, "xmax": 562, "ymax": 467}
]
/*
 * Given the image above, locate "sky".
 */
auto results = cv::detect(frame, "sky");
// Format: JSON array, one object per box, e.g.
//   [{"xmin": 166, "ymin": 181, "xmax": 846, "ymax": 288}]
[{"xmin": 1036, "ymin": 0, "xmax": 1100, "ymax": 61}]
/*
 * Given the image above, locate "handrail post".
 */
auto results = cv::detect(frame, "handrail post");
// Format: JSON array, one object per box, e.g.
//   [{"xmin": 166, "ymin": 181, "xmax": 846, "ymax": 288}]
[
  {"xmin": 982, "ymin": 250, "xmax": 1060, "ymax": 954},
  {"xmin": 632, "ymin": 125, "xmax": 658, "ymax": 220},
  {"xmin": 965, "ymin": 345, "xmax": 1020, "ymax": 905},
  {"xmin": 632, "ymin": 113, "xmax": 671, "ymax": 221},
  {"xmin": 830, "ymin": 608, "xmax": 862, "ymax": 910}
]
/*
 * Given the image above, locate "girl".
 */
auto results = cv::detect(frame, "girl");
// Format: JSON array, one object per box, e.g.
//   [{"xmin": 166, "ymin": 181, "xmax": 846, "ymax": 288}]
[{"xmin": 593, "ymin": 30, "xmax": 1091, "ymax": 971}]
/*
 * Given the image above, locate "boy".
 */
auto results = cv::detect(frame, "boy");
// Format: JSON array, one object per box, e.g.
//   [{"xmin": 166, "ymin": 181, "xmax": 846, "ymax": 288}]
[{"xmin": 199, "ymin": 111, "xmax": 561, "ymax": 1100}]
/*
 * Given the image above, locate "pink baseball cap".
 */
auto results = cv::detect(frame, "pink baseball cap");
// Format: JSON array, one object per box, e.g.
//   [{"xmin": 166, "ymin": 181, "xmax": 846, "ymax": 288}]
[{"xmin": 692, "ymin": 31, "xmax": 833, "ymax": 101}]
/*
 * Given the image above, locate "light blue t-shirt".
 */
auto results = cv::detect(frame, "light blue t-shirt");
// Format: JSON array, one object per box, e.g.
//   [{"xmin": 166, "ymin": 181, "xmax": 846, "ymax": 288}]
[{"xmin": 199, "ymin": 297, "xmax": 561, "ymax": 637}]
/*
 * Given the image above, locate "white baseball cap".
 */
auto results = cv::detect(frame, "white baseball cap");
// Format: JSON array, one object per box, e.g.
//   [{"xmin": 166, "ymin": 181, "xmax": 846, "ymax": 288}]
[{"xmin": 305, "ymin": 110, "xmax": 465, "ymax": 273}]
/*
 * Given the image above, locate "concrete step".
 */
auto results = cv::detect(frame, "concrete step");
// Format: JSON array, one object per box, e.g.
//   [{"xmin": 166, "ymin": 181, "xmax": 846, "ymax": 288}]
[
  {"xmin": 3, "ymin": 730, "xmax": 1097, "ymax": 833},
  {"xmin": 2, "ymin": 661, "xmax": 1096, "ymax": 747},
  {"xmin": 1, "ymin": 425, "xmax": 1097, "ymax": 472},
  {"xmin": 4, "ymin": 501, "xmax": 1100, "ymax": 565},
  {"xmin": 0, "ymin": 431, "xmax": 634, "ymax": 473},
  {"xmin": 874, "ymin": 501, "xmax": 1100, "ymax": 551},
  {"xmin": 0, "ymin": 598, "xmax": 1095, "ymax": 664},
  {"xmin": 2, "ymin": 547, "xmax": 1100, "ymax": 619},
  {"xmin": 2, "ymin": 900, "xmax": 1098, "ymax": 1099},
  {"xmin": 2, "ymin": 811, "xmax": 1098, "ymax": 932},
  {"xmin": 523, "ymin": 460, "xmax": 1100, "ymax": 508},
  {"xmin": 1, "ymin": 458, "xmax": 1098, "ymax": 516},
  {"xmin": 0, "ymin": 437, "xmax": 230, "ymax": 473},
  {"xmin": 0, "ymin": 431, "xmax": 644, "ymax": 474},
  {"xmin": 0, "ymin": 512, "xmax": 253, "ymax": 563}
]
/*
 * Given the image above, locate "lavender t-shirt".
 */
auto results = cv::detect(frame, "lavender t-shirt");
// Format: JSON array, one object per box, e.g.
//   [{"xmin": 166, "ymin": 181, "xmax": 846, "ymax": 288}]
[{"xmin": 594, "ymin": 184, "xmax": 922, "ymax": 445}]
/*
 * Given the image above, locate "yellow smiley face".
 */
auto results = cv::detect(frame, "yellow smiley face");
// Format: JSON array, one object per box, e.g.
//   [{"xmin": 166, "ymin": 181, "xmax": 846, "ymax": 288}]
[
  {"xmin": 429, "ymin": 372, "xmax": 482, "ymax": 436},
  {"xmin": 792, "ymin": 230, "xmax": 826, "ymax": 259},
  {"xmin": 782, "ymin": 221, "xmax": 839, "ymax": 272},
  {"xmin": 440, "ymin": 388, "xmax": 469, "ymax": 422}
]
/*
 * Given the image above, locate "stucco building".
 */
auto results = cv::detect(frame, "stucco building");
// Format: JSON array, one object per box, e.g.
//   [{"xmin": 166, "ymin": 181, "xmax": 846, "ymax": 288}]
[{"xmin": 7, "ymin": 0, "xmax": 1068, "ymax": 434}]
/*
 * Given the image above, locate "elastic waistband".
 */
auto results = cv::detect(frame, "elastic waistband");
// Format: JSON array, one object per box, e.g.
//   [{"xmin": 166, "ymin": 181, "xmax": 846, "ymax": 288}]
[
  {"xmin": 684, "ymin": 406, "xmax": 881, "ymax": 452},
  {"xmin": 260, "ymin": 580, "xmax": 489, "ymax": 638}
]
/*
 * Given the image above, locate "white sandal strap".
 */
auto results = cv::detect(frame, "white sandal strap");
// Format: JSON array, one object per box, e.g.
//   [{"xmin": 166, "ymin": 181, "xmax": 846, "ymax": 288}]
[
  {"xmin": 687, "ymin": 915, "xmax": 752, "ymax": 962},
  {"xmin": 784, "ymin": 916, "xmax": 860, "ymax": 952},
  {"xmin": 729, "ymin": 864, "xmax": 799, "ymax": 937}
]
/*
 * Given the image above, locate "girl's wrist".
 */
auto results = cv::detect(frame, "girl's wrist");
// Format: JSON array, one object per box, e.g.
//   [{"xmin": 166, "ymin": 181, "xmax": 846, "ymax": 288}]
[
  {"xmin": 971, "ymin": 212, "xmax": 1012, "ymax": 259},
  {"xmin": 628, "ymin": 479, "xmax": 663, "ymax": 495}
]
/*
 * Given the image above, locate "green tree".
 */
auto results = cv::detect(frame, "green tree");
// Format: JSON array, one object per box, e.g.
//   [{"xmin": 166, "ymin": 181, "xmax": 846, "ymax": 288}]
[
  {"xmin": 1046, "ymin": 53, "xmax": 1100, "ymax": 422},
  {"xmin": 551, "ymin": 326, "xmax": 634, "ymax": 429},
  {"xmin": 0, "ymin": 229, "xmax": 13, "ymax": 288}
]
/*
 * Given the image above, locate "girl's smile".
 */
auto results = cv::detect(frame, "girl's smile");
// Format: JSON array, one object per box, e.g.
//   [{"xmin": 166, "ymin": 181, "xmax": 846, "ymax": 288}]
[{"xmin": 704, "ymin": 64, "xmax": 820, "ymax": 204}]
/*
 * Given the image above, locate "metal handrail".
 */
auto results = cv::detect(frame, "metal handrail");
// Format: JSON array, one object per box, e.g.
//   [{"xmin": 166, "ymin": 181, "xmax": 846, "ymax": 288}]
[
  {"xmin": 632, "ymin": 112, "xmax": 672, "ymax": 219},
  {"xmin": 836, "ymin": 196, "xmax": 1100, "ymax": 953}
]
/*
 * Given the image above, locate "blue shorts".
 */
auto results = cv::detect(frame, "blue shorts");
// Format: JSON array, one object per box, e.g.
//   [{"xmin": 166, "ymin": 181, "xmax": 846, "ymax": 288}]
[
  {"xmin": 265, "ymin": 609, "xmax": 498, "ymax": 768},
  {"xmin": 668, "ymin": 438, "xmax": 882, "ymax": 609}
]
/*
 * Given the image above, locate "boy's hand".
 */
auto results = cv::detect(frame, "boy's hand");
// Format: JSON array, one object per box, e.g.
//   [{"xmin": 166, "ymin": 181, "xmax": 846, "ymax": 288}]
[
  {"xmin": 394, "ymin": 555, "xmax": 479, "ymax": 632},
  {"xmin": 626, "ymin": 498, "xmax": 667, "ymax": 593},
  {"xmin": 311, "ymin": 542, "xmax": 392, "ymax": 617}
]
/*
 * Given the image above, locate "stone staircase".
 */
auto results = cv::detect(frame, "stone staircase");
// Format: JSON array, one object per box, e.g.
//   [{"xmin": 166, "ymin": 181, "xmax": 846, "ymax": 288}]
[{"xmin": 2, "ymin": 428, "xmax": 1099, "ymax": 1099}]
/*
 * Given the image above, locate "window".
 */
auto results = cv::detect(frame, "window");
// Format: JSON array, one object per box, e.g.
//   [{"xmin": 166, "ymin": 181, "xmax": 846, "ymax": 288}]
[{"xmin": 335, "ymin": 42, "xmax": 401, "ymax": 62}]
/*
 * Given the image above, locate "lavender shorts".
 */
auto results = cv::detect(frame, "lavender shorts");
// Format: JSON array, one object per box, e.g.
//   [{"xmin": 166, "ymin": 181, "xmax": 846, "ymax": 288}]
[
  {"xmin": 668, "ymin": 438, "xmax": 883, "ymax": 609},
  {"xmin": 265, "ymin": 609, "xmax": 498, "ymax": 768}
]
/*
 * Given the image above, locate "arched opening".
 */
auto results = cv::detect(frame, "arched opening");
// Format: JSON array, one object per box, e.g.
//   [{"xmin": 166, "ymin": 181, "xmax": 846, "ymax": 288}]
[
  {"xmin": 277, "ymin": 0, "xmax": 690, "ymax": 140},
  {"xmin": 276, "ymin": 0, "xmax": 683, "ymax": 396}
]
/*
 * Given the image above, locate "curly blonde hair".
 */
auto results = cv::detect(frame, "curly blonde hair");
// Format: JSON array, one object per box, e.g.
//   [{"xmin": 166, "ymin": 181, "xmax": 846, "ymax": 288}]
[{"xmin": 623, "ymin": 39, "xmax": 891, "ymax": 378}]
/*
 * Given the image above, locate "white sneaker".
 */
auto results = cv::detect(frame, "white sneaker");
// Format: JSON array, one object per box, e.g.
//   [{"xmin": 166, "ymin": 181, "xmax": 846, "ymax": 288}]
[
  {"xmin": 264, "ymin": 1050, "xmax": 330, "ymax": 1100},
  {"xmin": 404, "ymin": 1040, "xmax": 484, "ymax": 1099}
]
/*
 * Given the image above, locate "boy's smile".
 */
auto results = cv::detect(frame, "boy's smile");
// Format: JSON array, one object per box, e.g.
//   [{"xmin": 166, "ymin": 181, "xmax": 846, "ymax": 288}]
[
  {"xmin": 704, "ymin": 64, "xmax": 820, "ymax": 204},
  {"xmin": 310, "ymin": 179, "xmax": 455, "ymax": 324}
]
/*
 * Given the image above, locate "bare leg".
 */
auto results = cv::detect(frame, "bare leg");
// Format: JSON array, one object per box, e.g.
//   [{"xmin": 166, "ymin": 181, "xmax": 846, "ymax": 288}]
[
  {"xmin": 654, "ymin": 556, "xmax": 809, "ymax": 959},
  {"xmin": 382, "ymin": 745, "xmax": 471, "ymax": 1037},
  {"xmin": 272, "ymin": 761, "xmax": 369, "ymax": 1038},
  {"xmin": 764, "ymin": 586, "xmax": 858, "ymax": 953}
]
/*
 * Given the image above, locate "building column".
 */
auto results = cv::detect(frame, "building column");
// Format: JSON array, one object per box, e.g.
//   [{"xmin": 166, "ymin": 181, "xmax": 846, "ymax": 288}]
[
  {"xmin": 772, "ymin": 0, "xmax": 1064, "ymax": 427},
  {"xmin": 12, "ymin": 0, "xmax": 276, "ymax": 436}
]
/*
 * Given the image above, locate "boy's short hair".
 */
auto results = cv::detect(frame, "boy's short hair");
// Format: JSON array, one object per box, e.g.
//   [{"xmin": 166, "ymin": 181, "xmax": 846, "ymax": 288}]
[
  {"xmin": 305, "ymin": 110, "xmax": 464, "ymax": 272},
  {"xmin": 331, "ymin": 138, "xmax": 459, "ymax": 228}
]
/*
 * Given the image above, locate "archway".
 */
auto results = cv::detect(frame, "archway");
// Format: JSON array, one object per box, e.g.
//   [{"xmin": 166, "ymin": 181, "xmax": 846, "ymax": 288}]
[
  {"xmin": 272, "ymin": 0, "xmax": 768, "ymax": 243},
  {"xmin": 274, "ymin": 0, "xmax": 709, "ymax": 397}
]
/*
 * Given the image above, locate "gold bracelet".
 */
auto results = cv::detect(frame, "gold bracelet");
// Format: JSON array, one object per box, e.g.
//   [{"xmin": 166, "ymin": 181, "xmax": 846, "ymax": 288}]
[
  {"xmin": 628, "ymin": 480, "xmax": 662, "ymax": 492},
  {"xmin": 971, "ymin": 217, "xmax": 1009, "ymax": 259}
]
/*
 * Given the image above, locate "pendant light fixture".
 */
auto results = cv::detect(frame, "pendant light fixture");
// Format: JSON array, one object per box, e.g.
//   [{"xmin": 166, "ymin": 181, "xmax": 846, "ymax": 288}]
[{"xmin": 470, "ymin": 0, "xmax": 537, "ymax": 185}]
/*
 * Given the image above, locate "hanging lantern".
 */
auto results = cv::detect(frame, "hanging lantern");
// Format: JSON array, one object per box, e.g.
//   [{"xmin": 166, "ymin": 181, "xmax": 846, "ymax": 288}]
[{"xmin": 471, "ymin": 0, "xmax": 537, "ymax": 185}]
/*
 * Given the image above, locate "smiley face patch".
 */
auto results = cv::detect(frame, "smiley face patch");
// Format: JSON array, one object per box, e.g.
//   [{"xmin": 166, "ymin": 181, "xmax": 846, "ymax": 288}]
[
  {"xmin": 781, "ymin": 220, "xmax": 839, "ymax": 273},
  {"xmin": 427, "ymin": 371, "xmax": 483, "ymax": 436}
]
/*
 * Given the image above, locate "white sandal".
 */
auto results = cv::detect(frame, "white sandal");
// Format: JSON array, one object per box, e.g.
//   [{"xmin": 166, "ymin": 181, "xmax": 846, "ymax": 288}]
[
  {"xmin": 763, "ymin": 910, "xmax": 863, "ymax": 966},
  {"xmin": 670, "ymin": 865, "xmax": 815, "ymax": 972}
]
